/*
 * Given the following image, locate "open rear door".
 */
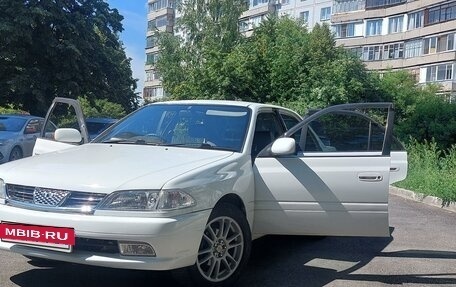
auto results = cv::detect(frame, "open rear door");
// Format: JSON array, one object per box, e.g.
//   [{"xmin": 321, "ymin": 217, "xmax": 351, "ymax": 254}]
[{"xmin": 33, "ymin": 97, "xmax": 88, "ymax": 156}]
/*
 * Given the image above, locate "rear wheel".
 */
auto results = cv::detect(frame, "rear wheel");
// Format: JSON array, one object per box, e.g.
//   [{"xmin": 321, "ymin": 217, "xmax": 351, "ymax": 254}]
[
  {"xmin": 190, "ymin": 203, "xmax": 251, "ymax": 286},
  {"xmin": 9, "ymin": 146, "xmax": 23, "ymax": 161}
]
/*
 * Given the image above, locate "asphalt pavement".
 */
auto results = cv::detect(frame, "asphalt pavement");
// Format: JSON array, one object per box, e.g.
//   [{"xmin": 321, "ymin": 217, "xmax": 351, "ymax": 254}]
[{"xmin": 1, "ymin": 194, "xmax": 455, "ymax": 287}]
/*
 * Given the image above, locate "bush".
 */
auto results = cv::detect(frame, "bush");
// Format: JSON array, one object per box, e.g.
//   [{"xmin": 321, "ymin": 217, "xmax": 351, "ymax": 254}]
[
  {"xmin": 396, "ymin": 95, "xmax": 456, "ymax": 150},
  {"xmin": 396, "ymin": 139, "xmax": 456, "ymax": 204},
  {"xmin": 0, "ymin": 104, "xmax": 28, "ymax": 115}
]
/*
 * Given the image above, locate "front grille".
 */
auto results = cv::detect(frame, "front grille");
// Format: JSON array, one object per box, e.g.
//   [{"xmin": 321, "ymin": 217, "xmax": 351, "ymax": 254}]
[
  {"xmin": 74, "ymin": 237, "xmax": 120, "ymax": 254},
  {"xmin": 33, "ymin": 187, "xmax": 70, "ymax": 206},
  {"xmin": 6, "ymin": 184, "xmax": 106, "ymax": 213}
]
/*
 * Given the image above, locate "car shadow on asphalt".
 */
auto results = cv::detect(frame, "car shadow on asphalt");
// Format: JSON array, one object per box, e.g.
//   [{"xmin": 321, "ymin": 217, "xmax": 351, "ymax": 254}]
[
  {"xmin": 9, "ymin": 229, "xmax": 456, "ymax": 287},
  {"xmin": 238, "ymin": 233, "xmax": 456, "ymax": 286}
]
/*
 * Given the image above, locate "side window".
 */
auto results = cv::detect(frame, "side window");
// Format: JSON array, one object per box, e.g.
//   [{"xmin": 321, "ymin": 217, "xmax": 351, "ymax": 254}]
[
  {"xmin": 280, "ymin": 113, "xmax": 303, "ymax": 150},
  {"xmin": 294, "ymin": 112, "xmax": 388, "ymax": 153},
  {"xmin": 280, "ymin": 113, "xmax": 300, "ymax": 130},
  {"xmin": 252, "ymin": 112, "xmax": 283, "ymax": 158},
  {"xmin": 45, "ymin": 102, "xmax": 81, "ymax": 141},
  {"xmin": 24, "ymin": 119, "xmax": 41, "ymax": 134}
]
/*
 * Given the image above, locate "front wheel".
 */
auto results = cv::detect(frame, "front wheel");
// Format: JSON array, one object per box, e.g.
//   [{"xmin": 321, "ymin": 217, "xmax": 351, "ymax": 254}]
[
  {"xmin": 9, "ymin": 146, "xmax": 23, "ymax": 161},
  {"xmin": 190, "ymin": 203, "xmax": 251, "ymax": 286}
]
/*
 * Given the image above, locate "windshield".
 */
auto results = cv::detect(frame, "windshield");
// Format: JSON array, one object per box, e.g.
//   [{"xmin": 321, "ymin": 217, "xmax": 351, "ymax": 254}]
[
  {"xmin": 0, "ymin": 117, "xmax": 27, "ymax": 132},
  {"xmin": 95, "ymin": 104, "xmax": 251, "ymax": 152}
]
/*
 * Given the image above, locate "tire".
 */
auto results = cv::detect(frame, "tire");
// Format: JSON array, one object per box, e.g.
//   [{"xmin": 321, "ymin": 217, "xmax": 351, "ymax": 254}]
[
  {"xmin": 9, "ymin": 146, "xmax": 23, "ymax": 161},
  {"xmin": 189, "ymin": 203, "xmax": 251, "ymax": 287}
]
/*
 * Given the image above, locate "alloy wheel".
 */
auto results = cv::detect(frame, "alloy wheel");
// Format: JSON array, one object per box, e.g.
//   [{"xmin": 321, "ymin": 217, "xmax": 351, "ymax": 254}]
[{"xmin": 196, "ymin": 216, "xmax": 244, "ymax": 282}]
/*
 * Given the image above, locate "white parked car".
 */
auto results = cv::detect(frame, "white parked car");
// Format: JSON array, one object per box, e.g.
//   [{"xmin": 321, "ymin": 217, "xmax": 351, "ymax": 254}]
[{"xmin": 0, "ymin": 100, "xmax": 407, "ymax": 286}]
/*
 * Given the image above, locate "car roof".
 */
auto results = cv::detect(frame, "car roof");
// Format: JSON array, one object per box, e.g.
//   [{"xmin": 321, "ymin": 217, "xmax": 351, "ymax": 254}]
[
  {"xmin": 149, "ymin": 100, "xmax": 297, "ymax": 114},
  {"xmin": 86, "ymin": 117, "xmax": 117, "ymax": 123},
  {"xmin": 0, "ymin": 114, "xmax": 42, "ymax": 120}
]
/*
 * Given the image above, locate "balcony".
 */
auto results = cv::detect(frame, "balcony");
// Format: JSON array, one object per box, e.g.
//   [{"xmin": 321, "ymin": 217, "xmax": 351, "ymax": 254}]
[{"xmin": 365, "ymin": 0, "xmax": 406, "ymax": 10}]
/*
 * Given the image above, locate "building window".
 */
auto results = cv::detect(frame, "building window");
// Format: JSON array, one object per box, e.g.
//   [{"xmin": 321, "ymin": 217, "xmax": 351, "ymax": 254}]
[
  {"xmin": 437, "ymin": 33, "xmax": 456, "ymax": 52},
  {"xmin": 156, "ymin": 15, "xmax": 169, "ymax": 28},
  {"xmin": 144, "ymin": 86, "xmax": 165, "ymax": 100},
  {"xmin": 146, "ymin": 36, "xmax": 157, "ymax": 49},
  {"xmin": 320, "ymin": 7, "xmax": 331, "ymax": 21},
  {"xmin": 362, "ymin": 45, "xmax": 382, "ymax": 61},
  {"xmin": 146, "ymin": 70, "xmax": 160, "ymax": 82},
  {"xmin": 348, "ymin": 47, "xmax": 363, "ymax": 59},
  {"xmin": 299, "ymin": 11, "xmax": 309, "ymax": 23},
  {"xmin": 251, "ymin": 14, "xmax": 266, "ymax": 28},
  {"xmin": 423, "ymin": 37, "xmax": 437, "ymax": 54},
  {"xmin": 366, "ymin": 0, "xmax": 406, "ymax": 9},
  {"xmin": 333, "ymin": 0, "xmax": 366, "ymax": 14},
  {"xmin": 239, "ymin": 20, "xmax": 249, "ymax": 32},
  {"xmin": 366, "ymin": 19, "xmax": 382, "ymax": 36},
  {"xmin": 425, "ymin": 2, "xmax": 456, "ymax": 26},
  {"xmin": 334, "ymin": 23, "xmax": 355, "ymax": 38},
  {"xmin": 148, "ymin": 0, "xmax": 173, "ymax": 13},
  {"xmin": 146, "ymin": 53, "xmax": 160, "ymax": 65},
  {"xmin": 407, "ymin": 11, "xmax": 423, "ymax": 30},
  {"xmin": 251, "ymin": 0, "xmax": 268, "ymax": 8},
  {"xmin": 405, "ymin": 39, "xmax": 422, "ymax": 58},
  {"xmin": 426, "ymin": 63, "xmax": 454, "ymax": 82},
  {"xmin": 388, "ymin": 15, "xmax": 403, "ymax": 34},
  {"xmin": 383, "ymin": 43, "xmax": 404, "ymax": 60},
  {"xmin": 409, "ymin": 68, "xmax": 420, "ymax": 82}
]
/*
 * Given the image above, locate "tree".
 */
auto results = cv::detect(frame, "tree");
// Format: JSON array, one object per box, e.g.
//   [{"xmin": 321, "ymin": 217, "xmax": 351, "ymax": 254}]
[
  {"xmin": 375, "ymin": 70, "xmax": 456, "ymax": 149},
  {"xmin": 157, "ymin": 0, "xmax": 247, "ymax": 100},
  {"xmin": 0, "ymin": 0, "xmax": 138, "ymax": 116},
  {"xmin": 158, "ymin": 15, "xmax": 377, "ymax": 114},
  {"xmin": 78, "ymin": 97, "xmax": 126, "ymax": 119}
]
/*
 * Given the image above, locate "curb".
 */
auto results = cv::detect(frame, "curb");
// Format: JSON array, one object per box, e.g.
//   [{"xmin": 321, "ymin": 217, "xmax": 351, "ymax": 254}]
[{"xmin": 389, "ymin": 186, "xmax": 456, "ymax": 213}]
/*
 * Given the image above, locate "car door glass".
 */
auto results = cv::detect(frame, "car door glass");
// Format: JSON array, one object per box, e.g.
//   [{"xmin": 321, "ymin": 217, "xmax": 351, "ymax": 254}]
[
  {"xmin": 295, "ymin": 112, "xmax": 388, "ymax": 153},
  {"xmin": 45, "ymin": 102, "xmax": 81, "ymax": 141},
  {"xmin": 252, "ymin": 112, "xmax": 282, "ymax": 158},
  {"xmin": 280, "ymin": 113, "xmax": 304, "ymax": 151}
]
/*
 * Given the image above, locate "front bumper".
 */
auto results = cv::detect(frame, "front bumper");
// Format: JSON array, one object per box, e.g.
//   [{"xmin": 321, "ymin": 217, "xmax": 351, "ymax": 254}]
[{"xmin": 0, "ymin": 204, "xmax": 211, "ymax": 270}]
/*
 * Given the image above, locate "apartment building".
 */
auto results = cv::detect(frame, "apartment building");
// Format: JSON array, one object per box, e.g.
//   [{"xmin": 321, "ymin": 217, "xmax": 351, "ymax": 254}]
[
  {"xmin": 239, "ymin": 0, "xmax": 333, "ymax": 34},
  {"xmin": 144, "ymin": 0, "xmax": 175, "ymax": 101},
  {"xmin": 144, "ymin": 0, "xmax": 456, "ymax": 101},
  {"xmin": 144, "ymin": 0, "xmax": 333, "ymax": 101},
  {"xmin": 332, "ymin": 0, "xmax": 456, "ymax": 99}
]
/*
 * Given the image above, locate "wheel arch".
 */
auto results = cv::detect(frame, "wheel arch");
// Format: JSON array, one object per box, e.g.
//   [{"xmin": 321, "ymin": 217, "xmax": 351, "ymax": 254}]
[
  {"xmin": 9, "ymin": 145, "xmax": 23, "ymax": 159},
  {"xmin": 214, "ymin": 193, "xmax": 247, "ymax": 217}
]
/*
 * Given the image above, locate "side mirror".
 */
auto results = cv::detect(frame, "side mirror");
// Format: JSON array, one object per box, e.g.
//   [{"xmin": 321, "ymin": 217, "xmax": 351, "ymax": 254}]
[
  {"xmin": 271, "ymin": 137, "xmax": 296, "ymax": 156},
  {"xmin": 54, "ymin": 128, "xmax": 82, "ymax": 144}
]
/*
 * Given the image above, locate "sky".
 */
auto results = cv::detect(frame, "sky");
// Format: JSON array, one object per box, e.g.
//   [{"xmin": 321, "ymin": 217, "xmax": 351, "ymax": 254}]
[{"xmin": 106, "ymin": 0, "xmax": 148, "ymax": 96}]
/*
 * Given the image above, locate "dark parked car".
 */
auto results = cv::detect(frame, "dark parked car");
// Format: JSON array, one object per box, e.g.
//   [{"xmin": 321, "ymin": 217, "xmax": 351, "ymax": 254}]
[
  {"xmin": 86, "ymin": 117, "xmax": 117, "ymax": 141},
  {"xmin": 0, "ymin": 115, "xmax": 44, "ymax": 163}
]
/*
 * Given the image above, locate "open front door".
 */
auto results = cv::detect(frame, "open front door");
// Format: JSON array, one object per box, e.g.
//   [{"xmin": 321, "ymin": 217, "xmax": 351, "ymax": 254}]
[
  {"xmin": 253, "ymin": 103, "xmax": 405, "ymax": 237},
  {"xmin": 33, "ymin": 97, "xmax": 88, "ymax": 156}
]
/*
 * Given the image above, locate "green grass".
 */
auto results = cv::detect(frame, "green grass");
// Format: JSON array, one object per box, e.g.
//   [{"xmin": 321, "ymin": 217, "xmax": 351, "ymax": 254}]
[{"xmin": 395, "ymin": 140, "xmax": 456, "ymax": 204}]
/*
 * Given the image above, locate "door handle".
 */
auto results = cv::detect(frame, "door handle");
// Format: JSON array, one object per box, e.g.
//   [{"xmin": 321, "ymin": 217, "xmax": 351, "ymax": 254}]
[{"xmin": 358, "ymin": 174, "xmax": 383, "ymax": 182}]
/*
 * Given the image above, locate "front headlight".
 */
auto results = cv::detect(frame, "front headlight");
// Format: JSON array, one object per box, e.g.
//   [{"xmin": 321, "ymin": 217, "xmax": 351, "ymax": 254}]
[
  {"xmin": 0, "ymin": 179, "xmax": 6, "ymax": 201},
  {"xmin": 98, "ymin": 189, "xmax": 195, "ymax": 211}
]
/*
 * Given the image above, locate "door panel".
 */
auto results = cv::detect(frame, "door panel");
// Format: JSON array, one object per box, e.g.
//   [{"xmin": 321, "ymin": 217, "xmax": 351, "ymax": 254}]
[
  {"xmin": 34, "ymin": 98, "xmax": 87, "ymax": 156},
  {"xmin": 253, "ymin": 155, "xmax": 390, "ymax": 236},
  {"xmin": 390, "ymin": 151, "xmax": 408, "ymax": 184},
  {"xmin": 253, "ymin": 103, "xmax": 397, "ymax": 237}
]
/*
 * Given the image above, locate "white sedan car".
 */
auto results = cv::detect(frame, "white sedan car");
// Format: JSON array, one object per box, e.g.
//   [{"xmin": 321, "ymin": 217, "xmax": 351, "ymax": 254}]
[{"xmin": 0, "ymin": 100, "xmax": 407, "ymax": 286}]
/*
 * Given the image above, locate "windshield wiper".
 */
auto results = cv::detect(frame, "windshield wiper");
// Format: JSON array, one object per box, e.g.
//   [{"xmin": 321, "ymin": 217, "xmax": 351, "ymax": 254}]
[
  {"xmin": 159, "ymin": 142, "xmax": 236, "ymax": 152},
  {"xmin": 101, "ymin": 138, "xmax": 150, "ymax": 145}
]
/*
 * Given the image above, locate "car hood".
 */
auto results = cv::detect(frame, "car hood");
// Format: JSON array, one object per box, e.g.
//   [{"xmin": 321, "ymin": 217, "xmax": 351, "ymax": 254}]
[{"xmin": 0, "ymin": 144, "xmax": 234, "ymax": 193}]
